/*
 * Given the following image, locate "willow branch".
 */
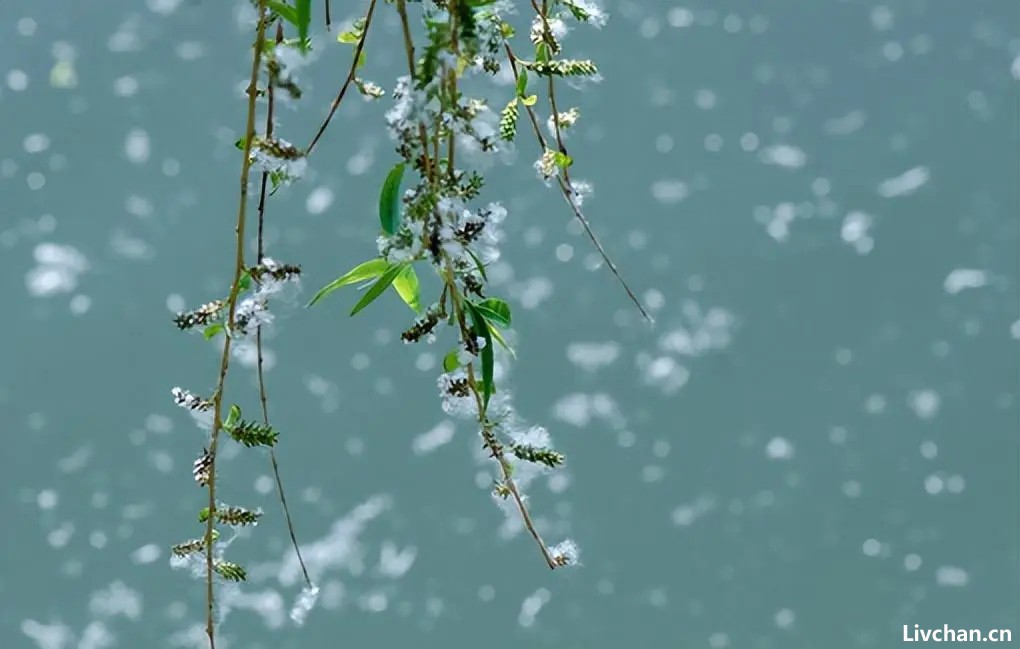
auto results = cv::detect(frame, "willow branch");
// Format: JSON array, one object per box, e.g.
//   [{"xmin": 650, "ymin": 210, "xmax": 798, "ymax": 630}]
[
  {"xmin": 306, "ymin": 0, "xmax": 378, "ymax": 155},
  {"xmin": 444, "ymin": 1, "xmax": 553, "ymax": 567},
  {"xmin": 504, "ymin": 42, "xmax": 653, "ymax": 324},
  {"xmin": 447, "ymin": 266, "xmax": 556, "ymax": 569},
  {"xmin": 204, "ymin": 5, "xmax": 268, "ymax": 648},
  {"xmin": 256, "ymin": 20, "xmax": 313, "ymax": 591}
]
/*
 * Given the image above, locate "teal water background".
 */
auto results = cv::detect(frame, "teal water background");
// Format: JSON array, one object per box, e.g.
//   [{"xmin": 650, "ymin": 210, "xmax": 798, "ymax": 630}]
[{"xmin": 1, "ymin": 1, "xmax": 1018, "ymax": 647}]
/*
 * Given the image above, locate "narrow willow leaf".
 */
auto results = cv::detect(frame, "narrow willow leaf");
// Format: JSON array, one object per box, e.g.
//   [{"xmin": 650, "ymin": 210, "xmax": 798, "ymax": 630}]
[
  {"xmin": 443, "ymin": 350, "xmax": 460, "ymax": 372},
  {"xmin": 295, "ymin": 0, "xmax": 312, "ymax": 49},
  {"xmin": 515, "ymin": 66, "xmax": 528, "ymax": 97},
  {"xmin": 224, "ymin": 404, "xmax": 242, "ymax": 431},
  {"xmin": 203, "ymin": 323, "xmax": 224, "ymax": 340},
  {"xmin": 476, "ymin": 298, "xmax": 511, "ymax": 327},
  {"xmin": 337, "ymin": 30, "xmax": 360, "ymax": 44},
  {"xmin": 466, "ymin": 248, "xmax": 488, "ymax": 281},
  {"xmin": 237, "ymin": 269, "xmax": 252, "ymax": 293},
  {"xmin": 487, "ymin": 321, "xmax": 516, "ymax": 359},
  {"xmin": 307, "ymin": 258, "xmax": 388, "ymax": 307},
  {"xmin": 265, "ymin": 1, "xmax": 298, "ymax": 26},
  {"xmin": 466, "ymin": 303, "xmax": 494, "ymax": 407},
  {"xmin": 535, "ymin": 42, "xmax": 549, "ymax": 63},
  {"xmin": 351, "ymin": 263, "xmax": 405, "ymax": 316},
  {"xmin": 379, "ymin": 163, "xmax": 406, "ymax": 235},
  {"xmin": 521, "ymin": 94, "xmax": 538, "ymax": 106},
  {"xmin": 392, "ymin": 265, "xmax": 423, "ymax": 314},
  {"xmin": 552, "ymin": 150, "xmax": 573, "ymax": 169}
]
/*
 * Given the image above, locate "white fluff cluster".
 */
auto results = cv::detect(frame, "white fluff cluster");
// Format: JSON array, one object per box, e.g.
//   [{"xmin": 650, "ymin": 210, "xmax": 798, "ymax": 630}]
[
  {"xmin": 437, "ymin": 370, "xmax": 477, "ymax": 419},
  {"xmin": 171, "ymin": 387, "xmax": 208, "ymax": 411},
  {"xmin": 171, "ymin": 387, "xmax": 214, "ymax": 431},
  {"xmin": 289, "ymin": 584, "xmax": 320, "ymax": 626},
  {"xmin": 549, "ymin": 538, "xmax": 581, "ymax": 566},
  {"xmin": 377, "ymin": 217, "xmax": 425, "ymax": 265},
  {"xmin": 531, "ymin": 15, "xmax": 569, "ymax": 44},
  {"xmin": 232, "ymin": 258, "xmax": 302, "ymax": 339},
  {"xmin": 385, "ymin": 76, "xmax": 426, "ymax": 141},
  {"xmin": 251, "ymin": 140, "xmax": 307, "ymax": 185},
  {"xmin": 561, "ymin": 0, "xmax": 608, "ymax": 28},
  {"xmin": 511, "ymin": 425, "xmax": 552, "ymax": 449}
]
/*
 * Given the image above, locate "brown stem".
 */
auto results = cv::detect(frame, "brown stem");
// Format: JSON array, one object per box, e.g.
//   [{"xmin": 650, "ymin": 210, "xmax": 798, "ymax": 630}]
[
  {"xmin": 306, "ymin": 0, "xmax": 378, "ymax": 155},
  {"xmin": 205, "ymin": 5, "xmax": 269, "ymax": 648}
]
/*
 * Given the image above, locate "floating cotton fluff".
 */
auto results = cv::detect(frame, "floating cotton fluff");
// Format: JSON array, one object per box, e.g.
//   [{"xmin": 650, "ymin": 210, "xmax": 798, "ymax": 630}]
[
  {"xmin": 26, "ymin": 242, "xmax": 89, "ymax": 297},
  {"xmin": 289, "ymin": 584, "xmax": 320, "ymax": 626},
  {"xmin": 943, "ymin": 269, "xmax": 987, "ymax": 295}
]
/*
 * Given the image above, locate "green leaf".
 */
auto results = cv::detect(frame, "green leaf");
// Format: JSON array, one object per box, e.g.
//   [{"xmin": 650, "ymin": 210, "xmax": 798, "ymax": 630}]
[
  {"xmin": 476, "ymin": 298, "xmax": 511, "ymax": 327},
  {"xmin": 237, "ymin": 269, "xmax": 252, "ymax": 293},
  {"xmin": 234, "ymin": 136, "xmax": 247, "ymax": 151},
  {"xmin": 535, "ymin": 42, "xmax": 549, "ymax": 63},
  {"xmin": 379, "ymin": 163, "xmax": 406, "ymax": 235},
  {"xmin": 203, "ymin": 323, "xmax": 225, "ymax": 340},
  {"xmin": 521, "ymin": 94, "xmax": 538, "ymax": 106},
  {"xmin": 487, "ymin": 321, "xmax": 516, "ymax": 359},
  {"xmin": 337, "ymin": 30, "xmax": 360, "ymax": 44},
  {"xmin": 351, "ymin": 263, "xmax": 405, "ymax": 316},
  {"xmin": 466, "ymin": 249, "xmax": 488, "ymax": 281},
  {"xmin": 224, "ymin": 404, "xmax": 242, "ymax": 431},
  {"xmin": 443, "ymin": 350, "xmax": 460, "ymax": 372},
  {"xmin": 552, "ymin": 150, "xmax": 573, "ymax": 169},
  {"xmin": 392, "ymin": 265, "xmax": 422, "ymax": 313},
  {"xmin": 295, "ymin": 0, "xmax": 312, "ymax": 50},
  {"xmin": 266, "ymin": 1, "xmax": 298, "ymax": 26},
  {"xmin": 515, "ymin": 67, "xmax": 528, "ymax": 97},
  {"xmin": 198, "ymin": 507, "xmax": 212, "ymax": 523},
  {"xmin": 466, "ymin": 303, "xmax": 494, "ymax": 408},
  {"xmin": 307, "ymin": 258, "xmax": 388, "ymax": 307}
]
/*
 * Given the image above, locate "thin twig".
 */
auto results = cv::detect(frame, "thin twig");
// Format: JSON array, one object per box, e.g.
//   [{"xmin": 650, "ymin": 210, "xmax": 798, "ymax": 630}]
[
  {"xmin": 255, "ymin": 20, "xmax": 313, "ymax": 591},
  {"xmin": 205, "ymin": 5, "xmax": 269, "ymax": 647},
  {"xmin": 324, "ymin": 0, "xmax": 331, "ymax": 31},
  {"xmin": 504, "ymin": 42, "xmax": 653, "ymax": 324},
  {"xmin": 306, "ymin": 0, "xmax": 378, "ymax": 155}
]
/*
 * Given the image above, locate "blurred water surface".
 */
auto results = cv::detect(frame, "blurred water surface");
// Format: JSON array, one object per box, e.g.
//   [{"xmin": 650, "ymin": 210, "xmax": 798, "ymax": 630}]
[{"xmin": 1, "ymin": 1, "xmax": 1017, "ymax": 647}]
